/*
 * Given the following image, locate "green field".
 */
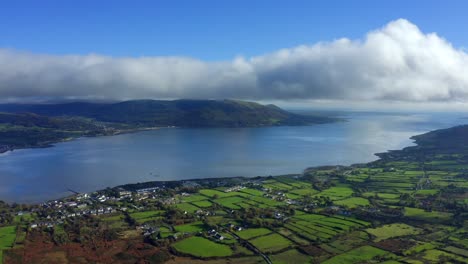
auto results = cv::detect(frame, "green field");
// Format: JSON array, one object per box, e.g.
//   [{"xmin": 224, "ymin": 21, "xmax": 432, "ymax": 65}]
[
  {"xmin": 237, "ymin": 228, "xmax": 272, "ymax": 240},
  {"xmin": 239, "ymin": 188, "xmax": 265, "ymax": 196},
  {"xmin": 175, "ymin": 203, "xmax": 200, "ymax": 213},
  {"xmin": 174, "ymin": 221, "xmax": 205, "ymax": 233},
  {"xmin": 334, "ymin": 197, "xmax": 369, "ymax": 208},
  {"xmin": 270, "ymin": 249, "xmax": 312, "ymax": 264},
  {"xmin": 289, "ymin": 188, "xmax": 319, "ymax": 196},
  {"xmin": 315, "ymin": 186, "xmax": 354, "ymax": 200},
  {"xmin": 366, "ymin": 223, "xmax": 421, "ymax": 242},
  {"xmin": 249, "ymin": 233, "xmax": 293, "ymax": 253},
  {"xmin": 181, "ymin": 194, "xmax": 210, "ymax": 203},
  {"xmin": 422, "ymin": 249, "xmax": 467, "ymax": 263},
  {"xmin": 199, "ymin": 189, "xmax": 233, "ymax": 198},
  {"xmin": 404, "ymin": 207, "xmax": 453, "ymax": 222},
  {"xmin": 172, "ymin": 236, "xmax": 233, "ymax": 257},
  {"xmin": 0, "ymin": 226, "xmax": 16, "ymax": 263},
  {"xmin": 191, "ymin": 200, "xmax": 213, "ymax": 208},
  {"xmin": 129, "ymin": 210, "xmax": 164, "ymax": 223},
  {"xmin": 323, "ymin": 246, "xmax": 393, "ymax": 264},
  {"xmin": 214, "ymin": 196, "xmax": 245, "ymax": 209}
]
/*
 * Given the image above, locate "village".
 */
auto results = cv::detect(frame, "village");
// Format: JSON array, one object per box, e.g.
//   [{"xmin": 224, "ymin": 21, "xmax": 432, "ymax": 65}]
[{"xmin": 1, "ymin": 154, "xmax": 467, "ymax": 263}]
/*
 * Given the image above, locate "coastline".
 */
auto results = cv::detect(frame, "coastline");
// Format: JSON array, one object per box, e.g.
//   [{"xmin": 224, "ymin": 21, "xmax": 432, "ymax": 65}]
[
  {"xmin": 2, "ymin": 115, "xmax": 461, "ymax": 204},
  {"xmin": 0, "ymin": 126, "xmax": 166, "ymax": 156},
  {"xmin": 0, "ymin": 119, "xmax": 342, "ymax": 155}
]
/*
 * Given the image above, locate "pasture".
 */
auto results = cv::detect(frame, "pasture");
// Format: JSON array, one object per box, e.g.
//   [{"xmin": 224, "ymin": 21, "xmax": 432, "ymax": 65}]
[
  {"xmin": 366, "ymin": 223, "xmax": 421, "ymax": 242},
  {"xmin": 236, "ymin": 228, "xmax": 272, "ymax": 240},
  {"xmin": 172, "ymin": 236, "xmax": 233, "ymax": 257},
  {"xmin": 249, "ymin": 233, "xmax": 293, "ymax": 253},
  {"xmin": 323, "ymin": 246, "xmax": 393, "ymax": 264}
]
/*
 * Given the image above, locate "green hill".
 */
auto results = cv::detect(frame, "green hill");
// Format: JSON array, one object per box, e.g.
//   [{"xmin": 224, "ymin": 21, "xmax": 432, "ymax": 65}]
[{"xmin": 0, "ymin": 99, "xmax": 337, "ymax": 127}]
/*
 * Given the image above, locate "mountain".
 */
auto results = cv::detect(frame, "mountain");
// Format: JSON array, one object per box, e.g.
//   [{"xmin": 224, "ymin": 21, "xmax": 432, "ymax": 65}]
[
  {"xmin": 0, "ymin": 113, "xmax": 116, "ymax": 151},
  {"xmin": 0, "ymin": 99, "xmax": 338, "ymax": 127},
  {"xmin": 375, "ymin": 124, "xmax": 468, "ymax": 162}
]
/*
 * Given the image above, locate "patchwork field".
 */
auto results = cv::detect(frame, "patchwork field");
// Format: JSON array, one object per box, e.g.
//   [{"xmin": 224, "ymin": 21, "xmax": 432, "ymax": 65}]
[
  {"xmin": 0, "ymin": 226, "xmax": 16, "ymax": 262},
  {"xmin": 129, "ymin": 210, "xmax": 164, "ymax": 223},
  {"xmin": 322, "ymin": 245, "xmax": 394, "ymax": 264},
  {"xmin": 270, "ymin": 249, "xmax": 312, "ymax": 264},
  {"xmin": 249, "ymin": 233, "xmax": 293, "ymax": 253},
  {"xmin": 237, "ymin": 228, "xmax": 272, "ymax": 240},
  {"xmin": 172, "ymin": 236, "xmax": 233, "ymax": 257},
  {"xmin": 366, "ymin": 223, "xmax": 422, "ymax": 242},
  {"xmin": 4, "ymin": 125, "xmax": 468, "ymax": 263}
]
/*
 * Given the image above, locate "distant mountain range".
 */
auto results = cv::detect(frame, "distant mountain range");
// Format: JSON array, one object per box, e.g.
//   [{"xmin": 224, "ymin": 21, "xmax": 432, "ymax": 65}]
[
  {"xmin": 0, "ymin": 99, "xmax": 338, "ymax": 127},
  {"xmin": 0, "ymin": 99, "xmax": 340, "ymax": 152}
]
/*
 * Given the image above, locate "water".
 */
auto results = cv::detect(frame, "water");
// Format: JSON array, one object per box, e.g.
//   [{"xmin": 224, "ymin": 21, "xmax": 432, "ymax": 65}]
[{"xmin": 0, "ymin": 111, "xmax": 466, "ymax": 203}]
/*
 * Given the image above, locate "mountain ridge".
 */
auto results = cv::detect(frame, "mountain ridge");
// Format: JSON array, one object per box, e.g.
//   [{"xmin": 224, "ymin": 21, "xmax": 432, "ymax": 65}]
[{"xmin": 0, "ymin": 99, "xmax": 339, "ymax": 127}]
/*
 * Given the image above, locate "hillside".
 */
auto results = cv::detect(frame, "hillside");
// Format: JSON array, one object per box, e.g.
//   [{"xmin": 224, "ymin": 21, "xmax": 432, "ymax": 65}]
[
  {"xmin": 0, "ymin": 99, "xmax": 338, "ymax": 127},
  {"xmin": 0, "ymin": 113, "xmax": 119, "ymax": 151}
]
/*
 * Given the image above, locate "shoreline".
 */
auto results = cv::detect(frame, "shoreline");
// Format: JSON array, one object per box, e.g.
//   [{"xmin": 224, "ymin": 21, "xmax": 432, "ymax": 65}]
[
  {"xmin": 0, "ymin": 121, "xmax": 341, "ymax": 155},
  {"xmin": 0, "ymin": 126, "xmax": 167, "ymax": 156},
  {"xmin": 1, "ymin": 117, "xmax": 457, "ymax": 205}
]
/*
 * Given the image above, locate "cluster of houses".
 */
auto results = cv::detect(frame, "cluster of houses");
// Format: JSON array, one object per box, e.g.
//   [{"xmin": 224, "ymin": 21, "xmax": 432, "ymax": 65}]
[
  {"xmin": 207, "ymin": 229, "xmax": 225, "ymax": 241},
  {"xmin": 263, "ymin": 191, "xmax": 288, "ymax": 201},
  {"xmin": 29, "ymin": 206, "xmax": 120, "ymax": 229},
  {"xmin": 224, "ymin": 185, "xmax": 245, "ymax": 193}
]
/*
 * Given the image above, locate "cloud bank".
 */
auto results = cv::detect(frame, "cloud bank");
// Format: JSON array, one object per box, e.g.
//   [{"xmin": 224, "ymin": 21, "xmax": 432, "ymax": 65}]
[{"xmin": 1, "ymin": 19, "xmax": 468, "ymax": 103}]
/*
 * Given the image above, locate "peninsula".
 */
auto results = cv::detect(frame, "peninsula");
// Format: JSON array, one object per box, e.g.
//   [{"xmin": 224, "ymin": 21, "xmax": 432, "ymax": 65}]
[{"xmin": 0, "ymin": 99, "xmax": 339, "ymax": 153}]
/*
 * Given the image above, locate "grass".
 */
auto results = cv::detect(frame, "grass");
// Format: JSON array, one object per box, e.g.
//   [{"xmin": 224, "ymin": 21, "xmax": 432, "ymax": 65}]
[
  {"xmin": 403, "ymin": 242, "xmax": 436, "ymax": 256},
  {"xmin": 199, "ymin": 189, "xmax": 234, "ymax": 198},
  {"xmin": 214, "ymin": 196, "xmax": 245, "ymax": 209},
  {"xmin": 174, "ymin": 221, "xmax": 205, "ymax": 233},
  {"xmin": 0, "ymin": 226, "xmax": 16, "ymax": 248},
  {"xmin": 315, "ymin": 186, "xmax": 354, "ymax": 200},
  {"xmin": 100, "ymin": 214, "xmax": 124, "ymax": 222},
  {"xmin": 0, "ymin": 226, "xmax": 17, "ymax": 263},
  {"xmin": 422, "ymin": 249, "xmax": 466, "ymax": 263},
  {"xmin": 286, "ymin": 213, "xmax": 369, "ymax": 242},
  {"xmin": 404, "ymin": 207, "xmax": 453, "ymax": 222},
  {"xmin": 13, "ymin": 213, "xmax": 33, "ymax": 224},
  {"xmin": 249, "ymin": 233, "xmax": 293, "ymax": 253},
  {"xmin": 289, "ymin": 188, "xmax": 319, "ymax": 196},
  {"xmin": 191, "ymin": 200, "xmax": 213, "ymax": 208},
  {"xmin": 181, "ymin": 194, "xmax": 210, "ymax": 203},
  {"xmin": 129, "ymin": 210, "xmax": 164, "ymax": 223},
  {"xmin": 366, "ymin": 223, "xmax": 421, "ymax": 242},
  {"xmin": 172, "ymin": 236, "xmax": 233, "ymax": 257},
  {"xmin": 270, "ymin": 249, "xmax": 312, "ymax": 264},
  {"xmin": 175, "ymin": 203, "xmax": 200, "ymax": 213},
  {"xmin": 236, "ymin": 228, "xmax": 272, "ymax": 240},
  {"xmin": 443, "ymin": 246, "xmax": 468, "ymax": 258},
  {"xmin": 239, "ymin": 188, "xmax": 265, "ymax": 196},
  {"xmin": 323, "ymin": 246, "xmax": 393, "ymax": 264},
  {"xmin": 334, "ymin": 197, "xmax": 369, "ymax": 208}
]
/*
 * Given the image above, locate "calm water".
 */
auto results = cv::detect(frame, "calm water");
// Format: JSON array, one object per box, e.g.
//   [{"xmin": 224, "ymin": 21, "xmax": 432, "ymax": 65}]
[{"xmin": 0, "ymin": 111, "xmax": 466, "ymax": 203}]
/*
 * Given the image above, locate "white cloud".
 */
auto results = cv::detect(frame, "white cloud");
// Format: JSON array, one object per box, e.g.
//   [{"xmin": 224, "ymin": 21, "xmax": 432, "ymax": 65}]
[{"xmin": 1, "ymin": 19, "xmax": 467, "ymax": 103}]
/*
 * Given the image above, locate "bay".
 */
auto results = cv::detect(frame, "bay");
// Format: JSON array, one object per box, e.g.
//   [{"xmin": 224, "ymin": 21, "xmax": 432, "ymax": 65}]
[{"xmin": 0, "ymin": 111, "xmax": 466, "ymax": 203}]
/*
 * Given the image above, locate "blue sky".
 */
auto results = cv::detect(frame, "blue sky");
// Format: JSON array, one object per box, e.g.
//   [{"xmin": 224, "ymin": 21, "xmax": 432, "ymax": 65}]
[
  {"xmin": 1, "ymin": 0, "xmax": 466, "ymax": 60},
  {"xmin": 1, "ymin": 1, "xmax": 468, "ymax": 109}
]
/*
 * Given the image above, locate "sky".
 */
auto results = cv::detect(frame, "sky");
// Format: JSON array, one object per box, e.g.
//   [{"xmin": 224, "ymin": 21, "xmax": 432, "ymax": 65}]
[{"xmin": 1, "ymin": 1, "xmax": 468, "ymax": 110}]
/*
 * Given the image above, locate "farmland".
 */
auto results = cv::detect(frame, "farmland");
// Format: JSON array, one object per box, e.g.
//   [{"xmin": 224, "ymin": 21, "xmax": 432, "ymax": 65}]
[
  {"xmin": 1, "ymin": 124, "xmax": 468, "ymax": 263},
  {"xmin": 366, "ymin": 223, "xmax": 421, "ymax": 242},
  {"xmin": 322, "ymin": 246, "xmax": 394, "ymax": 264},
  {"xmin": 237, "ymin": 228, "xmax": 272, "ymax": 240},
  {"xmin": 249, "ymin": 233, "xmax": 293, "ymax": 253},
  {"xmin": 172, "ymin": 236, "xmax": 233, "ymax": 257}
]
